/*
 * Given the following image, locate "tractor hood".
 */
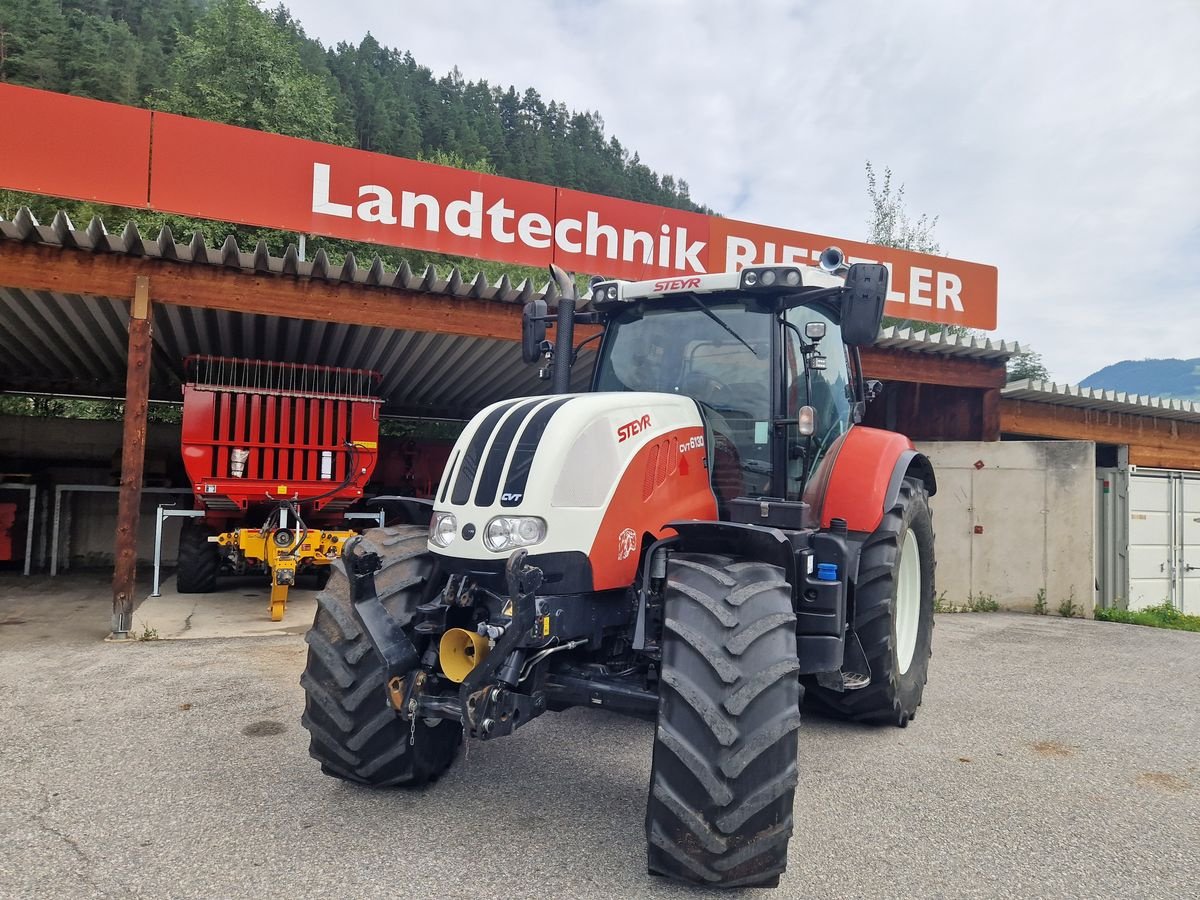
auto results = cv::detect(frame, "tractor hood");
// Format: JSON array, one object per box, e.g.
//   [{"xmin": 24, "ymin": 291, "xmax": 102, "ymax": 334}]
[{"xmin": 428, "ymin": 392, "xmax": 717, "ymax": 590}]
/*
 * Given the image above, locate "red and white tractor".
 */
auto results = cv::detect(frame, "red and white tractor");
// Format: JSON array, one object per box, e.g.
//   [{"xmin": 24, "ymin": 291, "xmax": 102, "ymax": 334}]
[{"xmin": 300, "ymin": 251, "xmax": 936, "ymax": 888}]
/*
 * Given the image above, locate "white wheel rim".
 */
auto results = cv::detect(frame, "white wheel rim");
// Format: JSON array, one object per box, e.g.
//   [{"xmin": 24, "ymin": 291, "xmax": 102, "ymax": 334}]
[{"xmin": 895, "ymin": 529, "xmax": 921, "ymax": 675}]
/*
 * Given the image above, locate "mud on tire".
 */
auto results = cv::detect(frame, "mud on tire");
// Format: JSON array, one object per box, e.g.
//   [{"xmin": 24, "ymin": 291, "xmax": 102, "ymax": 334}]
[
  {"xmin": 646, "ymin": 553, "xmax": 801, "ymax": 888},
  {"xmin": 300, "ymin": 525, "xmax": 461, "ymax": 787},
  {"xmin": 804, "ymin": 476, "xmax": 935, "ymax": 726}
]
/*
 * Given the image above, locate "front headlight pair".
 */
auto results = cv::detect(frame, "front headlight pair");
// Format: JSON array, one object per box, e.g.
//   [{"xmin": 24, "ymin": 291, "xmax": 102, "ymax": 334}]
[{"xmin": 428, "ymin": 511, "xmax": 547, "ymax": 553}]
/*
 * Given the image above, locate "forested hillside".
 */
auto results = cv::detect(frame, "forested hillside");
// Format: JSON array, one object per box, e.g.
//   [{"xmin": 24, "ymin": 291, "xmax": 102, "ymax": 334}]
[{"xmin": 0, "ymin": 0, "xmax": 707, "ymax": 278}]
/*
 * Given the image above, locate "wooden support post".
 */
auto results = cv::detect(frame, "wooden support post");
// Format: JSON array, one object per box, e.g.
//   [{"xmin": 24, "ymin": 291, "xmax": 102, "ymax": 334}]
[
  {"xmin": 111, "ymin": 276, "xmax": 152, "ymax": 637},
  {"xmin": 980, "ymin": 388, "xmax": 1002, "ymax": 442}
]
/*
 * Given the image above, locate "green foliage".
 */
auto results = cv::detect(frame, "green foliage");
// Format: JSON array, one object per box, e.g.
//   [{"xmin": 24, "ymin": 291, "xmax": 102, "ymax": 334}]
[
  {"xmin": 379, "ymin": 418, "xmax": 464, "ymax": 441},
  {"xmin": 866, "ymin": 161, "xmax": 940, "ymax": 255},
  {"xmin": 1057, "ymin": 587, "xmax": 1081, "ymax": 618},
  {"xmin": 864, "ymin": 161, "xmax": 976, "ymax": 339},
  {"xmin": 153, "ymin": 0, "xmax": 348, "ymax": 144},
  {"xmin": 0, "ymin": 395, "xmax": 181, "ymax": 423},
  {"xmin": 1033, "ymin": 587, "xmax": 1047, "ymax": 615},
  {"xmin": 1095, "ymin": 602, "xmax": 1200, "ymax": 633},
  {"xmin": 933, "ymin": 591, "xmax": 999, "ymax": 613},
  {"xmin": 967, "ymin": 593, "xmax": 999, "ymax": 612},
  {"xmin": 1008, "ymin": 349, "xmax": 1051, "ymax": 384}
]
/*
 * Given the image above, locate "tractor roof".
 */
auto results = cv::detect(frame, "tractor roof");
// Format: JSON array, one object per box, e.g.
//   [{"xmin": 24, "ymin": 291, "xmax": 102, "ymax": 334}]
[{"xmin": 589, "ymin": 264, "xmax": 845, "ymax": 309}]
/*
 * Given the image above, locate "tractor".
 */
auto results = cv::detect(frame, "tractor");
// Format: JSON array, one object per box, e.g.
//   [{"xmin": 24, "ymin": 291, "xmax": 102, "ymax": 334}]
[
  {"xmin": 299, "ymin": 250, "xmax": 936, "ymax": 888},
  {"xmin": 176, "ymin": 356, "xmax": 382, "ymax": 621}
]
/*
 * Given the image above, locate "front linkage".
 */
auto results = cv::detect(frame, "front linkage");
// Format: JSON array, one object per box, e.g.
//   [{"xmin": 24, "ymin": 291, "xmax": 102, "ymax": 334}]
[{"xmin": 345, "ymin": 539, "xmax": 647, "ymax": 741}]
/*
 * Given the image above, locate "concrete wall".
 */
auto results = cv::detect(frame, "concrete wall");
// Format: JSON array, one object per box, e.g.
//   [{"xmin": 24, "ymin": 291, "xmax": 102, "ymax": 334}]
[{"xmin": 917, "ymin": 441, "xmax": 1095, "ymax": 616}]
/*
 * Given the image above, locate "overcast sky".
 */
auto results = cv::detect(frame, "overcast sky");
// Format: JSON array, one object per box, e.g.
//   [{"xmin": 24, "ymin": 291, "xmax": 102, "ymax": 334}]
[{"xmin": 282, "ymin": 0, "xmax": 1199, "ymax": 384}]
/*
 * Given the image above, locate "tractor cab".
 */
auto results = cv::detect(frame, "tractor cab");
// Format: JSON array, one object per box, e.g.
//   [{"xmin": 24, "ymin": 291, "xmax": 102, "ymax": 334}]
[{"xmin": 534, "ymin": 251, "xmax": 889, "ymax": 509}]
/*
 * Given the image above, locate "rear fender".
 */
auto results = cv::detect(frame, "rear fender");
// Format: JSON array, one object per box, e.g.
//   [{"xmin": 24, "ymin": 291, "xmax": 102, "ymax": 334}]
[{"xmin": 811, "ymin": 427, "xmax": 935, "ymax": 534}]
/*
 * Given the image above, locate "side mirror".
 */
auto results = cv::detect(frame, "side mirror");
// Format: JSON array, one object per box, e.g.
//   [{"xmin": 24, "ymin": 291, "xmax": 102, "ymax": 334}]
[
  {"xmin": 840, "ymin": 263, "xmax": 888, "ymax": 346},
  {"xmin": 521, "ymin": 299, "xmax": 548, "ymax": 364}
]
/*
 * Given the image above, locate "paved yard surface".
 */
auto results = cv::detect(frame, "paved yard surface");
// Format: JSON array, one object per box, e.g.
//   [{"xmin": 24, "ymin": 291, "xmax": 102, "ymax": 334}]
[{"xmin": 1, "ymin": 576, "xmax": 1197, "ymax": 899}]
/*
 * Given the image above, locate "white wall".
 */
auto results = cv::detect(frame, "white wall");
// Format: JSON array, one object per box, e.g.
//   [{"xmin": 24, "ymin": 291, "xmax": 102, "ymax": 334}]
[{"xmin": 917, "ymin": 441, "xmax": 1096, "ymax": 616}]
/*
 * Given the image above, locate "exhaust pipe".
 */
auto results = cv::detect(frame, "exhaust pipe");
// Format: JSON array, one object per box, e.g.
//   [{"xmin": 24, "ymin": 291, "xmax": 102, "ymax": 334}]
[{"xmin": 439, "ymin": 628, "xmax": 490, "ymax": 683}]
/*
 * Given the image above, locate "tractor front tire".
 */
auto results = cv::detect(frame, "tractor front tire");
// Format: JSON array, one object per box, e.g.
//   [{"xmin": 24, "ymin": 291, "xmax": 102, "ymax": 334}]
[
  {"xmin": 300, "ymin": 525, "xmax": 461, "ymax": 787},
  {"xmin": 175, "ymin": 519, "xmax": 219, "ymax": 594},
  {"xmin": 805, "ymin": 476, "xmax": 935, "ymax": 726},
  {"xmin": 646, "ymin": 553, "xmax": 801, "ymax": 888}
]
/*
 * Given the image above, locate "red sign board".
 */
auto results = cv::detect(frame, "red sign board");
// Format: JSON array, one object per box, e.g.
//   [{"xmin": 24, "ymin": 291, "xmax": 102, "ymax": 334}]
[
  {"xmin": 0, "ymin": 84, "xmax": 151, "ymax": 209},
  {"xmin": 0, "ymin": 84, "xmax": 998, "ymax": 329}
]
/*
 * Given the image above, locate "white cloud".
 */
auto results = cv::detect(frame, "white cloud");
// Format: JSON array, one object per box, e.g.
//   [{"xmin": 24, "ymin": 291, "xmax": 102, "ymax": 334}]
[{"xmin": 283, "ymin": 0, "xmax": 1200, "ymax": 383}]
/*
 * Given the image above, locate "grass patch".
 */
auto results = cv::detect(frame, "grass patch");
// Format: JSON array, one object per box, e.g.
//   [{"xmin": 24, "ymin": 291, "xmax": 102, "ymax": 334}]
[{"xmin": 1095, "ymin": 602, "xmax": 1200, "ymax": 633}]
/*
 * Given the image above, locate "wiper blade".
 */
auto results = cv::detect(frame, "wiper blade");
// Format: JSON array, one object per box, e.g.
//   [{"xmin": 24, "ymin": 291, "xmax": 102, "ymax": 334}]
[{"xmin": 684, "ymin": 295, "xmax": 759, "ymax": 357}]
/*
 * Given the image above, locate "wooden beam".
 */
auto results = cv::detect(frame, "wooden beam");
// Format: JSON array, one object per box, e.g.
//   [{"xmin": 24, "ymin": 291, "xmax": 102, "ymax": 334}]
[
  {"xmin": 1001, "ymin": 398, "xmax": 1200, "ymax": 471},
  {"xmin": 980, "ymin": 388, "xmax": 1001, "ymax": 442},
  {"xmin": 111, "ymin": 276, "xmax": 152, "ymax": 637},
  {"xmin": 860, "ymin": 346, "xmax": 1007, "ymax": 390},
  {"xmin": 0, "ymin": 241, "xmax": 523, "ymax": 340}
]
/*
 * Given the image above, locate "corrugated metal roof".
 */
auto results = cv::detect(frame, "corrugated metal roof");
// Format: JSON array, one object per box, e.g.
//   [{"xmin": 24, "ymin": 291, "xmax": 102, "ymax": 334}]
[
  {"xmin": 0, "ymin": 286, "xmax": 590, "ymax": 418},
  {"xmin": 1003, "ymin": 379, "xmax": 1200, "ymax": 424},
  {"xmin": 0, "ymin": 207, "xmax": 563, "ymax": 305},
  {"xmin": 874, "ymin": 325, "xmax": 1019, "ymax": 361}
]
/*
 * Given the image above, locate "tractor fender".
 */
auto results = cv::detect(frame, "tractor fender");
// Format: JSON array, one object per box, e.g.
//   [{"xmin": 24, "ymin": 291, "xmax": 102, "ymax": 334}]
[
  {"xmin": 664, "ymin": 520, "xmax": 797, "ymax": 587},
  {"xmin": 812, "ymin": 427, "xmax": 935, "ymax": 534}
]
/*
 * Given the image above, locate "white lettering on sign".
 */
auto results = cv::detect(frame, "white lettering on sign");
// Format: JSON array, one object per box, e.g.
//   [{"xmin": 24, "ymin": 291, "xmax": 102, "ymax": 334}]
[{"xmin": 310, "ymin": 162, "xmax": 709, "ymax": 272}]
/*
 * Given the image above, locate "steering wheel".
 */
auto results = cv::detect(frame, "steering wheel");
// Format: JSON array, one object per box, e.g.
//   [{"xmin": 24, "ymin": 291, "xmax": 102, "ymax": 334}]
[{"xmin": 680, "ymin": 372, "xmax": 728, "ymax": 404}]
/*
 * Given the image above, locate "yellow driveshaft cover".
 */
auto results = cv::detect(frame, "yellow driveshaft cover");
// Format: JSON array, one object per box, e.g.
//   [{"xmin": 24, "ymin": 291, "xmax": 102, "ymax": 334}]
[{"xmin": 439, "ymin": 628, "xmax": 490, "ymax": 683}]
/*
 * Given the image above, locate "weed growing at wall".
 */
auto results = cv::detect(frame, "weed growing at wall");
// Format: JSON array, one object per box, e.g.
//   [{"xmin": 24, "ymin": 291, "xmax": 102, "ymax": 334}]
[
  {"xmin": 1057, "ymin": 587, "xmax": 1080, "ymax": 618},
  {"xmin": 1033, "ymin": 588, "xmax": 1047, "ymax": 615}
]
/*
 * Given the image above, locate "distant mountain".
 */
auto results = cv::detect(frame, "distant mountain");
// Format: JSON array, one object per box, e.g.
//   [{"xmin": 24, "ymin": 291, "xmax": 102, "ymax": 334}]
[{"xmin": 1079, "ymin": 358, "xmax": 1200, "ymax": 400}]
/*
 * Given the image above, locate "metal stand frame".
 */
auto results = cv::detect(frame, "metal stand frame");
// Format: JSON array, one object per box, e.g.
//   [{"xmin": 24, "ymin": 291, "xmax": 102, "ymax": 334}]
[
  {"xmin": 150, "ymin": 506, "xmax": 206, "ymax": 597},
  {"xmin": 0, "ymin": 482, "xmax": 37, "ymax": 576},
  {"xmin": 49, "ymin": 484, "xmax": 193, "ymax": 576}
]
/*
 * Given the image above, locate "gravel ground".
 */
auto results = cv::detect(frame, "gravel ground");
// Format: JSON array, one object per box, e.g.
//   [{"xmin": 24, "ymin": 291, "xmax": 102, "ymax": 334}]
[{"xmin": 0, "ymin": 577, "xmax": 1197, "ymax": 899}]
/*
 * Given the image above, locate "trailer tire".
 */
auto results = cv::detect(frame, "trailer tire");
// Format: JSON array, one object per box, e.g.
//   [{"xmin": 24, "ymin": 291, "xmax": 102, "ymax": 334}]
[
  {"xmin": 300, "ymin": 525, "xmax": 461, "ymax": 787},
  {"xmin": 175, "ymin": 519, "xmax": 219, "ymax": 594},
  {"xmin": 646, "ymin": 553, "xmax": 801, "ymax": 888},
  {"xmin": 804, "ymin": 476, "xmax": 935, "ymax": 726}
]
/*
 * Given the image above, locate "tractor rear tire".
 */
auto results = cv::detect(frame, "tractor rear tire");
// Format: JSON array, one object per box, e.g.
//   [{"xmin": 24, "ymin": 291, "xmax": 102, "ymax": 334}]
[
  {"xmin": 804, "ymin": 476, "xmax": 935, "ymax": 726},
  {"xmin": 646, "ymin": 553, "xmax": 801, "ymax": 888},
  {"xmin": 300, "ymin": 525, "xmax": 461, "ymax": 787},
  {"xmin": 175, "ymin": 519, "xmax": 219, "ymax": 594}
]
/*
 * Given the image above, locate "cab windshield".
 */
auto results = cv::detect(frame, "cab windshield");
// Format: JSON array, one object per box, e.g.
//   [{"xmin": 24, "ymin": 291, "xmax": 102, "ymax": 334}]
[{"xmin": 593, "ymin": 301, "xmax": 773, "ymax": 498}]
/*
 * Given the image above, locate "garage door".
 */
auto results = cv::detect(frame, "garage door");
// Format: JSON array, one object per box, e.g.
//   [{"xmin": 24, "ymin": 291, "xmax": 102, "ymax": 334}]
[{"xmin": 1128, "ymin": 469, "xmax": 1200, "ymax": 614}]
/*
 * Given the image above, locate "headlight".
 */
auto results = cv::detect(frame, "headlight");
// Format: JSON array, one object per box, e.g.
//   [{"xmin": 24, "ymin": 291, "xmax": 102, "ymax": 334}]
[
  {"xmin": 429, "ymin": 512, "xmax": 457, "ymax": 548},
  {"xmin": 483, "ymin": 516, "xmax": 547, "ymax": 552}
]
